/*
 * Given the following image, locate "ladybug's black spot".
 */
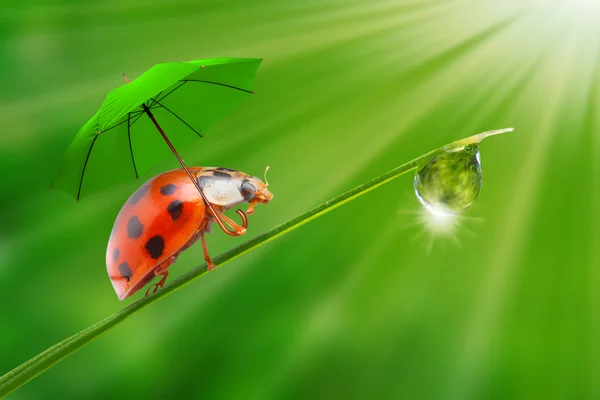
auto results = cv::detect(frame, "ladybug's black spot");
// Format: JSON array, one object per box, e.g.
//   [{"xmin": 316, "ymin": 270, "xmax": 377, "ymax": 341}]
[
  {"xmin": 118, "ymin": 262, "xmax": 132, "ymax": 281},
  {"xmin": 213, "ymin": 171, "xmax": 232, "ymax": 179},
  {"xmin": 197, "ymin": 175, "xmax": 213, "ymax": 189},
  {"xmin": 215, "ymin": 167, "xmax": 235, "ymax": 172},
  {"xmin": 167, "ymin": 200, "xmax": 183, "ymax": 220},
  {"xmin": 129, "ymin": 184, "xmax": 150, "ymax": 205},
  {"xmin": 112, "ymin": 248, "xmax": 120, "ymax": 262},
  {"xmin": 160, "ymin": 183, "xmax": 177, "ymax": 196},
  {"xmin": 241, "ymin": 180, "xmax": 256, "ymax": 201},
  {"xmin": 145, "ymin": 235, "xmax": 165, "ymax": 259},
  {"xmin": 127, "ymin": 216, "xmax": 143, "ymax": 239}
]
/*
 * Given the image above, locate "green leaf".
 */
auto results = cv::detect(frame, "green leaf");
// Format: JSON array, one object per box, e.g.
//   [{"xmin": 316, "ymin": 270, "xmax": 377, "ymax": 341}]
[{"xmin": 0, "ymin": 128, "xmax": 513, "ymax": 398}]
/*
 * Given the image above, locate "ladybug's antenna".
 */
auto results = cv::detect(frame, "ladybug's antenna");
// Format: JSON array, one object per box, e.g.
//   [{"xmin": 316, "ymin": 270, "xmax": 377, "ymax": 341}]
[{"xmin": 264, "ymin": 166, "xmax": 270, "ymax": 187}]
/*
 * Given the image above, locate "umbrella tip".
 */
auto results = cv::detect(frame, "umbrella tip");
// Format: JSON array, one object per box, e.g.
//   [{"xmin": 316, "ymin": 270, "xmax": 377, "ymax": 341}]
[
  {"xmin": 122, "ymin": 72, "xmax": 131, "ymax": 84},
  {"xmin": 201, "ymin": 65, "xmax": 206, "ymax": 69}
]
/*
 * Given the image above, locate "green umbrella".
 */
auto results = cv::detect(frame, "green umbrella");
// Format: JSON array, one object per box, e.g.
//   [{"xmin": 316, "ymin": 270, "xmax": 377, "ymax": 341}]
[{"xmin": 50, "ymin": 57, "xmax": 262, "ymax": 235}]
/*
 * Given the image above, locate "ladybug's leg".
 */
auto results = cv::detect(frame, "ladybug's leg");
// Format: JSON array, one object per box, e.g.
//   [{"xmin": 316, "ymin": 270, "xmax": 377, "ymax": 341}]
[
  {"xmin": 144, "ymin": 270, "xmax": 169, "ymax": 297},
  {"xmin": 201, "ymin": 232, "xmax": 216, "ymax": 271},
  {"xmin": 246, "ymin": 198, "xmax": 261, "ymax": 215},
  {"xmin": 144, "ymin": 257, "xmax": 175, "ymax": 297}
]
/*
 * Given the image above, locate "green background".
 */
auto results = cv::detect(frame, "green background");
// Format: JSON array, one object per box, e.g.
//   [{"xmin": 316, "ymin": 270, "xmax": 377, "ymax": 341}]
[{"xmin": 1, "ymin": 0, "xmax": 598, "ymax": 398}]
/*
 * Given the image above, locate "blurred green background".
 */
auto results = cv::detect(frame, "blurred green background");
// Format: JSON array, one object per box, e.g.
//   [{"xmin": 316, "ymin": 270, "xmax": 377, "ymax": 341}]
[{"xmin": 1, "ymin": 0, "xmax": 598, "ymax": 398}]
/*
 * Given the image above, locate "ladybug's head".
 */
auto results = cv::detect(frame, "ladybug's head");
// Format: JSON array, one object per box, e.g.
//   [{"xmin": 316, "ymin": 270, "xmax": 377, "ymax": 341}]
[{"xmin": 240, "ymin": 167, "xmax": 273, "ymax": 215}]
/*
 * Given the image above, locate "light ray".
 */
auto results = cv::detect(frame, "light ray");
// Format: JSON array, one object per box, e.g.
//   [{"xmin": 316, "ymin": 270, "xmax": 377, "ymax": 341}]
[
  {"xmin": 398, "ymin": 206, "xmax": 485, "ymax": 254},
  {"xmin": 449, "ymin": 31, "xmax": 584, "ymax": 399}
]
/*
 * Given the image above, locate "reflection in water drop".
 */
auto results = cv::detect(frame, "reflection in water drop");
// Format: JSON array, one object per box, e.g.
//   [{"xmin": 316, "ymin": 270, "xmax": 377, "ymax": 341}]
[{"xmin": 414, "ymin": 144, "xmax": 483, "ymax": 215}]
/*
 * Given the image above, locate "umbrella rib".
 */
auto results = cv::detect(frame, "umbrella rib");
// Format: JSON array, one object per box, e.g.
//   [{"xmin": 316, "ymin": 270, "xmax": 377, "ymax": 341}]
[
  {"xmin": 181, "ymin": 80, "xmax": 253, "ymax": 94},
  {"xmin": 129, "ymin": 111, "xmax": 145, "ymax": 128},
  {"xmin": 155, "ymin": 81, "xmax": 186, "ymax": 104},
  {"xmin": 73, "ymin": 77, "xmax": 251, "ymax": 199},
  {"xmin": 76, "ymin": 134, "xmax": 100, "ymax": 201},
  {"xmin": 147, "ymin": 91, "xmax": 163, "ymax": 109},
  {"xmin": 127, "ymin": 113, "xmax": 139, "ymax": 179},
  {"xmin": 97, "ymin": 110, "xmax": 142, "ymax": 135},
  {"xmin": 153, "ymin": 99, "xmax": 203, "ymax": 138},
  {"xmin": 99, "ymin": 118, "xmax": 129, "ymax": 134}
]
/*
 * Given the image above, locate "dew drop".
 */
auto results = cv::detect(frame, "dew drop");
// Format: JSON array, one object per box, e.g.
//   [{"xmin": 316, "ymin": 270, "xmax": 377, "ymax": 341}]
[{"xmin": 414, "ymin": 144, "xmax": 482, "ymax": 215}]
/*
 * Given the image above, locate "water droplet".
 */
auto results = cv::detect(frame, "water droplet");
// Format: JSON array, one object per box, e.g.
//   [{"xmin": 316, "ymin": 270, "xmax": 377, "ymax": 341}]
[{"xmin": 414, "ymin": 144, "xmax": 482, "ymax": 215}]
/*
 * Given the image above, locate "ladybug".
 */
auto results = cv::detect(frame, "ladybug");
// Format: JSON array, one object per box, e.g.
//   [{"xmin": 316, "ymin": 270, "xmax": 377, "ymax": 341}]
[{"xmin": 106, "ymin": 167, "xmax": 273, "ymax": 300}]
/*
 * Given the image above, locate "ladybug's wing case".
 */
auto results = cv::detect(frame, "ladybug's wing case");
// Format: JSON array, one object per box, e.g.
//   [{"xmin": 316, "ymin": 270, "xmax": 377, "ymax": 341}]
[{"xmin": 106, "ymin": 169, "xmax": 207, "ymax": 300}]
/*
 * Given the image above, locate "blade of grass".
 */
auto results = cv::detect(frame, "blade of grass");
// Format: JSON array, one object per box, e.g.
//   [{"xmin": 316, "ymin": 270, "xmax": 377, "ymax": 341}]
[{"xmin": 0, "ymin": 129, "xmax": 513, "ymax": 398}]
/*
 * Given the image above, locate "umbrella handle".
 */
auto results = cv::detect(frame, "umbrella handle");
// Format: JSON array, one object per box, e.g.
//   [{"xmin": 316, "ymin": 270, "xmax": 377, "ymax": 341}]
[
  {"xmin": 212, "ymin": 208, "xmax": 248, "ymax": 236},
  {"xmin": 141, "ymin": 104, "xmax": 249, "ymax": 237}
]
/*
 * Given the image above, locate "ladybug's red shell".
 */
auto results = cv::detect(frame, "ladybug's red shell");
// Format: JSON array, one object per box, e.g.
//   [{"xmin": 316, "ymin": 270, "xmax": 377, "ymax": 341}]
[{"xmin": 106, "ymin": 168, "xmax": 207, "ymax": 300}]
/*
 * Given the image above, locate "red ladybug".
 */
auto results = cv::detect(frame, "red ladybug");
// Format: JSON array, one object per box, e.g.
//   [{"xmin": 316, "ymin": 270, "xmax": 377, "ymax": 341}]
[{"xmin": 106, "ymin": 167, "xmax": 273, "ymax": 300}]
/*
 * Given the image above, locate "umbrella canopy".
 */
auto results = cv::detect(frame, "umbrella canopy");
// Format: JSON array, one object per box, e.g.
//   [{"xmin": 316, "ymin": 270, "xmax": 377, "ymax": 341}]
[{"xmin": 51, "ymin": 57, "xmax": 261, "ymax": 200}]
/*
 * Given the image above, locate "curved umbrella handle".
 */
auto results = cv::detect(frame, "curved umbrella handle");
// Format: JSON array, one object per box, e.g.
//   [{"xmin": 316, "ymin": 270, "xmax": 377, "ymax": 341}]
[
  {"xmin": 212, "ymin": 209, "xmax": 248, "ymax": 237},
  {"xmin": 140, "ymin": 107, "xmax": 249, "ymax": 237}
]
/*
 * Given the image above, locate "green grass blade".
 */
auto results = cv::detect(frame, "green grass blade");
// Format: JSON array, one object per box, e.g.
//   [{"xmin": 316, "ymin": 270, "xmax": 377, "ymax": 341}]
[{"xmin": 0, "ymin": 129, "xmax": 513, "ymax": 398}]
